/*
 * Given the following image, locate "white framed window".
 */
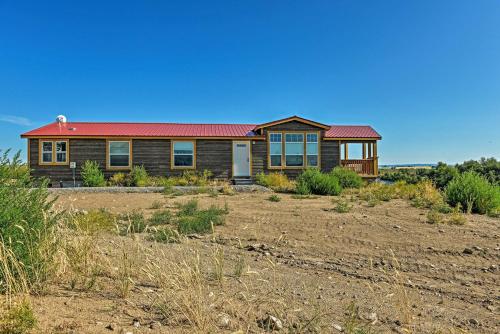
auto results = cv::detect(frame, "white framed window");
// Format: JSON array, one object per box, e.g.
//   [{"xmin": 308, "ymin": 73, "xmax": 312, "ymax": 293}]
[
  {"xmin": 269, "ymin": 133, "xmax": 282, "ymax": 167},
  {"xmin": 172, "ymin": 141, "xmax": 195, "ymax": 168},
  {"xmin": 39, "ymin": 140, "xmax": 69, "ymax": 165},
  {"xmin": 108, "ymin": 141, "xmax": 131, "ymax": 168},
  {"xmin": 306, "ymin": 133, "xmax": 318, "ymax": 167},
  {"xmin": 41, "ymin": 141, "xmax": 53, "ymax": 163},
  {"xmin": 55, "ymin": 141, "xmax": 67, "ymax": 163},
  {"xmin": 285, "ymin": 133, "xmax": 304, "ymax": 167}
]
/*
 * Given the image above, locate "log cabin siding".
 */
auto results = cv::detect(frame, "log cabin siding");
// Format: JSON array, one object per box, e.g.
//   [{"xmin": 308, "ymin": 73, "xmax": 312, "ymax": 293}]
[
  {"xmin": 28, "ymin": 135, "xmax": 341, "ymax": 183},
  {"xmin": 196, "ymin": 140, "xmax": 232, "ymax": 179}
]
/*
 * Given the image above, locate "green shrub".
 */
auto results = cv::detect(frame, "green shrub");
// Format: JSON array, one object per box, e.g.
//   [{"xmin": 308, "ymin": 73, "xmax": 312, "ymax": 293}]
[
  {"xmin": 81, "ymin": 161, "xmax": 106, "ymax": 187},
  {"xmin": 445, "ymin": 172, "xmax": 500, "ymax": 214},
  {"xmin": 149, "ymin": 210, "xmax": 173, "ymax": 226},
  {"xmin": 0, "ymin": 151, "xmax": 58, "ymax": 291},
  {"xmin": 108, "ymin": 172, "xmax": 127, "ymax": 186},
  {"xmin": 333, "ymin": 199, "xmax": 351, "ymax": 213},
  {"xmin": 128, "ymin": 165, "xmax": 149, "ymax": 187},
  {"xmin": 267, "ymin": 194, "xmax": 281, "ymax": 202},
  {"xmin": 177, "ymin": 199, "xmax": 199, "ymax": 216},
  {"xmin": 330, "ymin": 167, "xmax": 363, "ymax": 189},
  {"xmin": 0, "ymin": 150, "xmax": 30, "ymax": 184},
  {"xmin": 70, "ymin": 209, "xmax": 117, "ymax": 234},
  {"xmin": 0, "ymin": 299, "xmax": 37, "ymax": 334},
  {"xmin": 296, "ymin": 168, "xmax": 342, "ymax": 196},
  {"xmin": 176, "ymin": 204, "xmax": 227, "ymax": 235},
  {"xmin": 149, "ymin": 227, "xmax": 179, "ymax": 243},
  {"xmin": 427, "ymin": 210, "xmax": 444, "ymax": 224},
  {"xmin": 255, "ymin": 172, "xmax": 295, "ymax": 192}
]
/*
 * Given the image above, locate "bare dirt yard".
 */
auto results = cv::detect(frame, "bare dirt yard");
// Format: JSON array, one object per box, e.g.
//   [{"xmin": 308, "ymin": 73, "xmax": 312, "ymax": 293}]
[{"xmin": 34, "ymin": 191, "xmax": 499, "ymax": 333}]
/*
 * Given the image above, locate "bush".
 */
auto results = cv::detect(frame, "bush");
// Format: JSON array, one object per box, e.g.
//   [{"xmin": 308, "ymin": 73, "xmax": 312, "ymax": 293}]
[
  {"xmin": 255, "ymin": 172, "xmax": 295, "ymax": 192},
  {"xmin": 333, "ymin": 199, "xmax": 351, "ymax": 213},
  {"xmin": 267, "ymin": 194, "xmax": 281, "ymax": 202},
  {"xmin": 409, "ymin": 181, "xmax": 444, "ymax": 209},
  {"xmin": 445, "ymin": 172, "xmax": 500, "ymax": 214},
  {"xmin": 427, "ymin": 210, "xmax": 444, "ymax": 224},
  {"xmin": 175, "ymin": 200, "xmax": 227, "ymax": 234},
  {"xmin": 70, "ymin": 209, "xmax": 117, "ymax": 234},
  {"xmin": 330, "ymin": 167, "xmax": 363, "ymax": 189},
  {"xmin": 0, "ymin": 151, "xmax": 59, "ymax": 291},
  {"xmin": 128, "ymin": 165, "xmax": 148, "ymax": 187},
  {"xmin": 148, "ymin": 210, "xmax": 173, "ymax": 226},
  {"xmin": 296, "ymin": 169, "xmax": 342, "ymax": 196},
  {"xmin": 81, "ymin": 161, "xmax": 106, "ymax": 187},
  {"xmin": 108, "ymin": 172, "xmax": 127, "ymax": 186}
]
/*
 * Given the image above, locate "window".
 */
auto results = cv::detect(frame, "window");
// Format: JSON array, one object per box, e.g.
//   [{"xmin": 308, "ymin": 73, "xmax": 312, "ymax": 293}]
[
  {"xmin": 56, "ymin": 141, "xmax": 67, "ymax": 163},
  {"xmin": 285, "ymin": 133, "xmax": 304, "ymax": 167},
  {"xmin": 306, "ymin": 133, "xmax": 318, "ymax": 167},
  {"xmin": 108, "ymin": 141, "xmax": 131, "ymax": 168},
  {"xmin": 39, "ymin": 140, "xmax": 69, "ymax": 164},
  {"xmin": 269, "ymin": 133, "xmax": 282, "ymax": 167},
  {"xmin": 41, "ymin": 141, "xmax": 53, "ymax": 163},
  {"xmin": 172, "ymin": 141, "xmax": 195, "ymax": 168}
]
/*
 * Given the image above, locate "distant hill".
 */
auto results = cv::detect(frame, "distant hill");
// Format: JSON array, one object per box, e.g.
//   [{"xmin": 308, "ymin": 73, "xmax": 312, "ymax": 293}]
[{"xmin": 380, "ymin": 163, "xmax": 437, "ymax": 169}]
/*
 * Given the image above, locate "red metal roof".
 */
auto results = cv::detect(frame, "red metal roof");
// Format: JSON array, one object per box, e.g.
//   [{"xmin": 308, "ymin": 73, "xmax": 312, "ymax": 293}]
[
  {"xmin": 325, "ymin": 125, "xmax": 381, "ymax": 139},
  {"xmin": 21, "ymin": 122, "xmax": 381, "ymax": 139}
]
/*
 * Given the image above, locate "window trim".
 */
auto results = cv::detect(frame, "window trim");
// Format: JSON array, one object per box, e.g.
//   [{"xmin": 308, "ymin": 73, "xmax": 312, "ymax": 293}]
[
  {"xmin": 106, "ymin": 139, "xmax": 132, "ymax": 170},
  {"xmin": 38, "ymin": 139, "xmax": 69, "ymax": 165},
  {"xmin": 171, "ymin": 140, "xmax": 196, "ymax": 169},
  {"xmin": 267, "ymin": 131, "xmax": 321, "ymax": 169},
  {"xmin": 269, "ymin": 132, "xmax": 283, "ymax": 167}
]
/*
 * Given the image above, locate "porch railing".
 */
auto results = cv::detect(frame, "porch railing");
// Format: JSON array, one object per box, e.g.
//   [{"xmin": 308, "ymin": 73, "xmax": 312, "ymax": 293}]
[{"xmin": 341, "ymin": 158, "xmax": 377, "ymax": 176}]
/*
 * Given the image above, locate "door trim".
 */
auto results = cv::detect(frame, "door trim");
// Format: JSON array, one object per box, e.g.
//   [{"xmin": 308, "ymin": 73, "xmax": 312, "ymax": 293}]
[{"xmin": 232, "ymin": 141, "xmax": 252, "ymax": 177}]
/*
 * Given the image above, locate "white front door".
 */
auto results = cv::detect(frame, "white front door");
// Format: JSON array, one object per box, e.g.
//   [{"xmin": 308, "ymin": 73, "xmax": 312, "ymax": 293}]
[{"xmin": 233, "ymin": 141, "xmax": 251, "ymax": 177}]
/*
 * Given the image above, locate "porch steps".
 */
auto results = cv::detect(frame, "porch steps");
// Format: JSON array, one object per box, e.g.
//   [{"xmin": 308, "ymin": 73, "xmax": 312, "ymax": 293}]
[{"xmin": 233, "ymin": 177, "xmax": 253, "ymax": 185}]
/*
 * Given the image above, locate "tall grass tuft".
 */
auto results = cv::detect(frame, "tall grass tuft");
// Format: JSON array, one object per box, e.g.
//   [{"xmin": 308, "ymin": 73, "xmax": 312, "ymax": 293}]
[{"xmin": 0, "ymin": 150, "xmax": 59, "ymax": 292}]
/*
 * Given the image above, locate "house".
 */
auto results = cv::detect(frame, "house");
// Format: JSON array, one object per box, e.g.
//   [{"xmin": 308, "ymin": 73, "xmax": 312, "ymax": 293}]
[{"xmin": 21, "ymin": 116, "xmax": 381, "ymax": 184}]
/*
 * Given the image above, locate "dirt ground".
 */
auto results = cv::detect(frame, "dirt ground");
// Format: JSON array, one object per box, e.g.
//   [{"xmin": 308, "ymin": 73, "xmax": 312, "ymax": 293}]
[{"xmin": 34, "ymin": 191, "xmax": 499, "ymax": 333}]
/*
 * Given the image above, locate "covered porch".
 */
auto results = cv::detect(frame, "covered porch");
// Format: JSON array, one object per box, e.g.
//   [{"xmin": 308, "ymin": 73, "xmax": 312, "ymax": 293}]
[{"xmin": 339, "ymin": 140, "xmax": 379, "ymax": 177}]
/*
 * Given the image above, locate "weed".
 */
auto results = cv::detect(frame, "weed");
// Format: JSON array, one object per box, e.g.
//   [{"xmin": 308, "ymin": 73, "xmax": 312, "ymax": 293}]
[
  {"xmin": 149, "ymin": 227, "xmax": 180, "ymax": 243},
  {"xmin": 0, "ymin": 299, "xmax": 36, "ymax": 334},
  {"xmin": 150, "ymin": 200, "xmax": 163, "ymax": 209},
  {"xmin": 268, "ymin": 194, "xmax": 281, "ymax": 202},
  {"xmin": 333, "ymin": 199, "xmax": 351, "ymax": 213},
  {"xmin": 211, "ymin": 246, "xmax": 224, "ymax": 285},
  {"xmin": 116, "ymin": 245, "xmax": 134, "ymax": 298},
  {"xmin": 233, "ymin": 256, "xmax": 245, "ymax": 278},
  {"xmin": 177, "ymin": 199, "xmax": 199, "ymax": 216},
  {"xmin": 447, "ymin": 207, "xmax": 467, "ymax": 225},
  {"xmin": 81, "ymin": 160, "xmax": 106, "ymax": 187},
  {"xmin": 69, "ymin": 209, "xmax": 117, "ymax": 235},
  {"xmin": 108, "ymin": 172, "xmax": 127, "ymax": 186},
  {"xmin": 255, "ymin": 172, "xmax": 295, "ymax": 192},
  {"xmin": 221, "ymin": 183, "xmax": 235, "ymax": 195},
  {"xmin": 427, "ymin": 210, "xmax": 444, "ymax": 224},
  {"xmin": 120, "ymin": 211, "xmax": 146, "ymax": 235},
  {"xmin": 148, "ymin": 210, "xmax": 173, "ymax": 226},
  {"xmin": 128, "ymin": 165, "xmax": 149, "ymax": 187}
]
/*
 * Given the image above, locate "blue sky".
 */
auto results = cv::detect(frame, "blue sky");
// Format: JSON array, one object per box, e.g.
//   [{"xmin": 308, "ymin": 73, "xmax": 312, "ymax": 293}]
[{"xmin": 1, "ymin": 0, "xmax": 499, "ymax": 164}]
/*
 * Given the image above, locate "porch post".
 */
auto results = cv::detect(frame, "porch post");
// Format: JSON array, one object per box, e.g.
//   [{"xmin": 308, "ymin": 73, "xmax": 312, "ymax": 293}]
[
  {"xmin": 367, "ymin": 142, "xmax": 372, "ymax": 158},
  {"xmin": 373, "ymin": 141, "xmax": 378, "ymax": 176},
  {"xmin": 344, "ymin": 143, "xmax": 348, "ymax": 160},
  {"xmin": 362, "ymin": 143, "xmax": 366, "ymax": 159}
]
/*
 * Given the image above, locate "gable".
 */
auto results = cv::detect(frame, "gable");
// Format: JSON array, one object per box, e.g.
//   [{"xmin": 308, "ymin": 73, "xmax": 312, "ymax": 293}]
[{"xmin": 253, "ymin": 116, "xmax": 330, "ymax": 133}]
